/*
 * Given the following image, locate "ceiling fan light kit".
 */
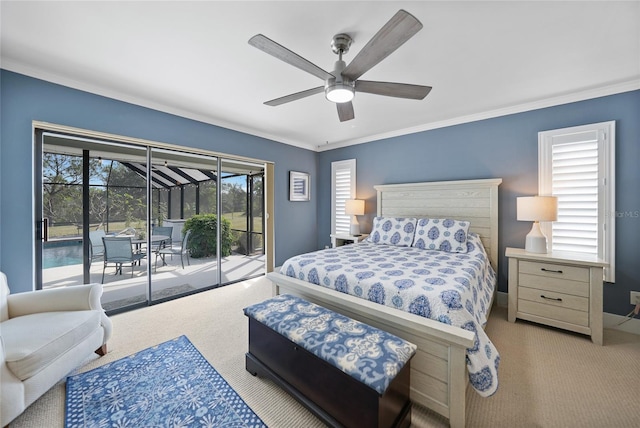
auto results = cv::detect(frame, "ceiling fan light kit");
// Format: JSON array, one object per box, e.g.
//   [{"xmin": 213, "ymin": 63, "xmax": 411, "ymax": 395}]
[
  {"xmin": 325, "ymin": 83, "xmax": 354, "ymax": 103},
  {"xmin": 249, "ymin": 9, "xmax": 431, "ymax": 122},
  {"xmin": 325, "ymin": 41, "xmax": 355, "ymax": 103}
]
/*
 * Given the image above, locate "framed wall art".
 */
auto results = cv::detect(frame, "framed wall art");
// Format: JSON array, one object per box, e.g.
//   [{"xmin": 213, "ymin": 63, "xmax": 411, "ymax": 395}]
[{"xmin": 289, "ymin": 171, "xmax": 310, "ymax": 201}]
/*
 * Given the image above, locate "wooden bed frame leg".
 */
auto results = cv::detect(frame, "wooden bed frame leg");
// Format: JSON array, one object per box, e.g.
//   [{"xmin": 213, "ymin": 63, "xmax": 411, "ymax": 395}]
[
  {"xmin": 449, "ymin": 346, "xmax": 467, "ymax": 428},
  {"xmin": 95, "ymin": 344, "xmax": 107, "ymax": 356}
]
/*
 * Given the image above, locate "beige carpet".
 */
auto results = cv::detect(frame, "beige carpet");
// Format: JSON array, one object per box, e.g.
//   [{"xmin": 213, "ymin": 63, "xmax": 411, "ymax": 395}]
[{"xmin": 9, "ymin": 276, "xmax": 640, "ymax": 427}]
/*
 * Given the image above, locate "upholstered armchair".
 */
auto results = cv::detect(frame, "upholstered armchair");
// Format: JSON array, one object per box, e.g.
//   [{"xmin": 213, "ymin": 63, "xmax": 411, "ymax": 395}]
[{"xmin": 0, "ymin": 272, "xmax": 112, "ymax": 426}]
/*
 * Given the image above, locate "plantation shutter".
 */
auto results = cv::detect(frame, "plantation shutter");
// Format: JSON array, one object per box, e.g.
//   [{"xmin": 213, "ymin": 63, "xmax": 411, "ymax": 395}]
[
  {"xmin": 331, "ymin": 159, "xmax": 356, "ymax": 235},
  {"xmin": 539, "ymin": 121, "xmax": 615, "ymax": 282},
  {"xmin": 551, "ymin": 135, "xmax": 599, "ymax": 253}
]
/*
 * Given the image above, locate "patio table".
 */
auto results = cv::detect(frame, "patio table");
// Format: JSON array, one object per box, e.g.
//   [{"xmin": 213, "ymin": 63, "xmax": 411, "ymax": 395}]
[{"xmin": 125, "ymin": 235, "xmax": 171, "ymax": 265}]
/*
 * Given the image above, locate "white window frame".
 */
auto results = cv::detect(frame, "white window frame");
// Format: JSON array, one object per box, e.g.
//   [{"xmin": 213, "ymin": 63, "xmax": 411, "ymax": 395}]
[
  {"xmin": 538, "ymin": 121, "xmax": 615, "ymax": 282},
  {"xmin": 331, "ymin": 159, "xmax": 356, "ymax": 235}
]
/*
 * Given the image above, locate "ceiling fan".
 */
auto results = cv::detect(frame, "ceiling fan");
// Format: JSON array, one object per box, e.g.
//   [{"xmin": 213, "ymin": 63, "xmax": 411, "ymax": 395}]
[{"xmin": 248, "ymin": 9, "xmax": 432, "ymax": 122}]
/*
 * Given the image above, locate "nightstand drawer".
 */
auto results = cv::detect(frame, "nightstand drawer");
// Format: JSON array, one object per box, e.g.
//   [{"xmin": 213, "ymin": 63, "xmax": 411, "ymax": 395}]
[
  {"xmin": 518, "ymin": 299, "xmax": 589, "ymax": 327},
  {"xmin": 518, "ymin": 272, "xmax": 589, "ymax": 297},
  {"xmin": 519, "ymin": 260, "xmax": 590, "ymax": 282},
  {"xmin": 518, "ymin": 286, "xmax": 589, "ymax": 312}
]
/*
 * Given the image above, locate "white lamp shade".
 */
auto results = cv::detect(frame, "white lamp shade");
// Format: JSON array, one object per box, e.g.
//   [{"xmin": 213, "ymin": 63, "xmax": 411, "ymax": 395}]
[
  {"xmin": 517, "ymin": 196, "xmax": 558, "ymax": 222},
  {"xmin": 344, "ymin": 199, "xmax": 365, "ymax": 216},
  {"xmin": 517, "ymin": 195, "xmax": 557, "ymax": 253}
]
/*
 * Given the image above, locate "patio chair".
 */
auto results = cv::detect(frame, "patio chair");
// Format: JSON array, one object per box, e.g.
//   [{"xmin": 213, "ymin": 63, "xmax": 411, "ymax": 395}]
[
  {"xmin": 88, "ymin": 230, "xmax": 106, "ymax": 261},
  {"xmin": 151, "ymin": 226, "xmax": 173, "ymax": 250},
  {"xmin": 101, "ymin": 236, "xmax": 145, "ymax": 283},
  {"xmin": 155, "ymin": 229, "xmax": 191, "ymax": 271}
]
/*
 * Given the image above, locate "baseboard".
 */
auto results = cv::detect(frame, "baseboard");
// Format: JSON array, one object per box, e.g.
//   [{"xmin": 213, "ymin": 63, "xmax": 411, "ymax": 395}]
[
  {"xmin": 496, "ymin": 291, "xmax": 640, "ymax": 336},
  {"xmin": 603, "ymin": 312, "xmax": 640, "ymax": 336}
]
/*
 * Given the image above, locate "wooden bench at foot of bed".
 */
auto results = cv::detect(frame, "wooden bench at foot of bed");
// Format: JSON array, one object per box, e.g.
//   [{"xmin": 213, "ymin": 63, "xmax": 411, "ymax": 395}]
[{"xmin": 244, "ymin": 294, "xmax": 416, "ymax": 428}]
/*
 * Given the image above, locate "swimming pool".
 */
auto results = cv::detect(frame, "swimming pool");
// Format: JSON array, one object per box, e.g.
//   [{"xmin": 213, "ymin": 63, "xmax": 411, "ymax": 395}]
[{"xmin": 43, "ymin": 240, "xmax": 83, "ymax": 269}]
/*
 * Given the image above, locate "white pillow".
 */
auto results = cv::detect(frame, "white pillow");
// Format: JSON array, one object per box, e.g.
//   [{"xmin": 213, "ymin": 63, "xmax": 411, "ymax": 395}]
[
  {"xmin": 412, "ymin": 218, "xmax": 470, "ymax": 253},
  {"xmin": 367, "ymin": 217, "xmax": 417, "ymax": 247}
]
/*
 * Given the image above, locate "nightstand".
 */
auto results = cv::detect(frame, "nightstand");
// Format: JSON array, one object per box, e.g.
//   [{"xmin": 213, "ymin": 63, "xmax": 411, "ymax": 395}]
[
  {"xmin": 330, "ymin": 233, "xmax": 369, "ymax": 248},
  {"xmin": 506, "ymin": 247, "xmax": 608, "ymax": 345}
]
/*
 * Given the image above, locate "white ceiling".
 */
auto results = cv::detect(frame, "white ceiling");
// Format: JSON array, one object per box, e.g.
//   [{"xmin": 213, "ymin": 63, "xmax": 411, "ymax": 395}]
[{"xmin": 2, "ymin": 1, "xmax": 639, "ymax": 152}]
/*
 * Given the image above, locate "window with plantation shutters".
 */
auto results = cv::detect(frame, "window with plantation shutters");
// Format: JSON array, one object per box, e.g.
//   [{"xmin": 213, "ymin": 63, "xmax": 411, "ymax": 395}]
[
  {"xmin": 331, "ymin": 159, "xmax": 356, "ymax": 235},
  {"xmin": 539, "ymin": 121, "xmax": 615, "ymax": 282}
]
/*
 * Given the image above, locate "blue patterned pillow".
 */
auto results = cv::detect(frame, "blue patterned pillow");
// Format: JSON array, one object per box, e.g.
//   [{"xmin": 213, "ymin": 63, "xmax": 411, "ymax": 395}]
[
  {"xmin": 412, "ymin": 218, "xmax": 470, "ymax": 253},
  {"xmin": 366, "ymin": 217, "xmax": 417, "ymax": 247}
]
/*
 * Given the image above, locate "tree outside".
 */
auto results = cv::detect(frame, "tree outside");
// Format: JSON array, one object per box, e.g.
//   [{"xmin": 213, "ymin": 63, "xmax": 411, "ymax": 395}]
[{"xmin": 43, "ymin": 154, "xmax": 263, "ymax": 255}]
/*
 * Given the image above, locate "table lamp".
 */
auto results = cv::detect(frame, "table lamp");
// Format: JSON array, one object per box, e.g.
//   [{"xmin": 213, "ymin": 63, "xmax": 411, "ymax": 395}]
[
  {"xmin": 517, "ymin": 196, "xmax": 558, "ymax": 253},
  {"xmin": 344, "ymin": 199, "xmax": 365, "ymax": 236}
]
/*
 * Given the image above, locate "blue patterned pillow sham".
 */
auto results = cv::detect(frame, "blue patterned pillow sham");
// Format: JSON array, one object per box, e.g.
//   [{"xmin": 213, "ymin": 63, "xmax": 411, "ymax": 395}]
[
  {"xmin": 412, "ymin": 218, "xmax": 470, "ymax": 253},
  {"xmin": 366, "ymin": 217, "xmax": 417, "ymax": 247}
]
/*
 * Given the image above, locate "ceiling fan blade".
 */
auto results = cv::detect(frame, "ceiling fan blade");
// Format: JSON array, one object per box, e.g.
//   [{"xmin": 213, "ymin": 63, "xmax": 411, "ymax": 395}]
[
  {"xmin": 342, "ymin": 10, "xmax": 422, "ymax": 81},
  {"xmin": 249, "ymin": 34, "xmax": 334, "ymax": 81},
  {"xmin": 355, "ymin": 80, "xmax": 432, "ymax": 99},
  {"xmin": 337, "ymin": 102, "xmax": 355, "ymax": 122},
  {"xmin": 264, "ymin": 86, "xmax": 324, "ymax": 106}
]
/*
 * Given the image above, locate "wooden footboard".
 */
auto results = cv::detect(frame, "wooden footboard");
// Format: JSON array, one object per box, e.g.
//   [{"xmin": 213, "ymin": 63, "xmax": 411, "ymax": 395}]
[{"xmin": 267, "ymin": 271, "xmax": 474, "ymax": 428}]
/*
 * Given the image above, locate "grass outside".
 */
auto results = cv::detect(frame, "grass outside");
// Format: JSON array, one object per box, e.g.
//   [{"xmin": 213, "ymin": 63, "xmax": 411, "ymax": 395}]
[
  {"xmin": 222, "ymin": 212, "xmax": 263, "ymax": 233},
  {"xmin": 48, "ymin": 221, "xmax": 140, "ymax": 239},
  {"xmin": 48, "ymin": 213, "xmax": 263, "ymax": 239}
]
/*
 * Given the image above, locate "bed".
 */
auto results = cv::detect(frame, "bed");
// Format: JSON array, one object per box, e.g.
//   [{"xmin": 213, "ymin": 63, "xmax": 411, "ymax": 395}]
[{"xmin": 267, "ymin": 178, "xmax": 502, "ymax": 427}]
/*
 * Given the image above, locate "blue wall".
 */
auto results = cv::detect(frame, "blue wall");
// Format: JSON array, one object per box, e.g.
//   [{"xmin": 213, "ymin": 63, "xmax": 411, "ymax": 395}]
[
  {"xmin": 2, "ymin": 69, "xmax": 638, "ymax": 317},
  {"xmin": 0, "ymin": 70, "xmax": 318, "ymax": 292},
  {"xmin": 317, "ymin": 90, "xmax": 640, "ymax": 317}
]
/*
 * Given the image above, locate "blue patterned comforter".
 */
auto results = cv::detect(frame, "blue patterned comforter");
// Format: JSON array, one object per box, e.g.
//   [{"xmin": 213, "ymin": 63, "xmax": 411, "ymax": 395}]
[{"xmin": 280, "ymin": 233, "xmax": 500, "ymax": 397}]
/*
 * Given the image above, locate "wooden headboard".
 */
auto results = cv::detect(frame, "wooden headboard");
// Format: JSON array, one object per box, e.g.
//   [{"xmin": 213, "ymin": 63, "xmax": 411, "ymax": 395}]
[{"xmin": 374, "ymin": 178, "xmax": 502, "ymax": 271}]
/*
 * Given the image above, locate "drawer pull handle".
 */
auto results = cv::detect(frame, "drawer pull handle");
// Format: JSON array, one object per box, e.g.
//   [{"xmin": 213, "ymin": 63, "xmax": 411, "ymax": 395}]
[
  {"xmin": 541, "ymin": 295, "xmax": 562, "ymax": 302},
  {"xmin": 541, "ymin": 268, "xmax": 563, "ymax": 274}
]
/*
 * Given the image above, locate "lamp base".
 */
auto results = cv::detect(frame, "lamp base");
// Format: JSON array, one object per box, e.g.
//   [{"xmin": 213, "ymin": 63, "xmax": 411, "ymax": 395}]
[
  {"xmin": 525, "ymin": 221, "xmax": 549, "ymax": 253},
  {"xmin": 350, "ymin": 216, "xmax": 361, "ymax": 236}
]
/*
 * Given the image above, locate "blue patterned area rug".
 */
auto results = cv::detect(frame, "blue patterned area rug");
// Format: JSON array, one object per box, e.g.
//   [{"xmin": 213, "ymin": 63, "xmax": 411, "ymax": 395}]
[{"xmin": 65, "ymin": 335, "xmax": 266, "ymax": 427}]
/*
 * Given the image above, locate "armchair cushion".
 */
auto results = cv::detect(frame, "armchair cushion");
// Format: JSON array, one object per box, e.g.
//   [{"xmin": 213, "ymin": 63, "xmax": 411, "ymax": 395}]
[
  {"xmin": 2, "ymin": 310, "xmax": 101, "ymax": 380},
  {"xmin": 7, "ymin": 282, "xmax": 104, "ymax": 317}
]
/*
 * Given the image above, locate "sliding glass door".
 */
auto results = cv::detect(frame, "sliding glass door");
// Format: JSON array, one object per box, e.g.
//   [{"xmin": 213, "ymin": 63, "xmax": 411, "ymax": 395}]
[
  {"xmin": 39, "ymin": 135, "xmax": 150, "ymax": 311},
  {"xmin": 36, "ymin": 129, "xmax": 268, "ymax": 313},
  {"xmin": 148, "ymin": 148, "xmax": 220, "ymax": 299},
  {"xmin": 39, "ymin": 143, "xmax": 88, "ymax": 287},
  {"xmin": 220, "ymin": 160, "xmax": 266, "ymax": 283}
]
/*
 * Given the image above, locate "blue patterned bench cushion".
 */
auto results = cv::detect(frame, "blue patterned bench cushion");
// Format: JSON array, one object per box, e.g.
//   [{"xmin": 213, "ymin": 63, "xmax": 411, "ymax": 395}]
[{"xmin": 244, "ymin": 294, "xmax": 417, "ymax": 395}]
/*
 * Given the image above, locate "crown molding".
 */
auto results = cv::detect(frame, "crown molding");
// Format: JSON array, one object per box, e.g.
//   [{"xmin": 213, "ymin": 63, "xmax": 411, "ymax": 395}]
[
  {"xmin": 316, "ymin": 78, "xmax": 640, "ymax": 152},
  {"xmin": 1, "ymin": 59, "xmax": 317, "ymax": 152},
  {"xmin": 4, "ymin": 59, "xmax": 637, "ymax": 154}
]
